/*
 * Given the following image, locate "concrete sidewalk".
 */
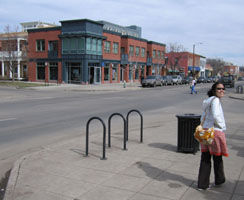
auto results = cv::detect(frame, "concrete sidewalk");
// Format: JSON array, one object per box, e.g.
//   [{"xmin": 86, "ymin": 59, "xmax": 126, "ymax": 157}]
[{"xmin": 4, "ymin": 102, "xmax": 244, "ymax": 200}]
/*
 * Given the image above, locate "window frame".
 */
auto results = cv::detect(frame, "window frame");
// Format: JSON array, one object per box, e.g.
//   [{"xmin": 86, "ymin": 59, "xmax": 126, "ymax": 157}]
[
  {"xmin": 129, "ymin": 45, "xmax": 134, "ymax": 56},
  {"xmin": 136, "ymin": 46, "xmax": 140, "ymax": 57},
  {"xmin": 104, "ymin": 41, "xmax": 111, "ymax": 53},
  {"xmin": 37, "ymin": 62, "xmax": 45, "ymax": 80},
  {"xmin": 112, "ymin": 42, "xmax": 119, "ymax": 54},
  {"xmin": 36, "ymin": 39, "xmax": 45, "ymax": 52}
]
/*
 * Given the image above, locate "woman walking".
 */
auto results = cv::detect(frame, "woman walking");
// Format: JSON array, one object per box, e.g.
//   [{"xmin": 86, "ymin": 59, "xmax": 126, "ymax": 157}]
[{"xmin": 197, "ymin": 81, "xmax": 228, "ymax": 190}]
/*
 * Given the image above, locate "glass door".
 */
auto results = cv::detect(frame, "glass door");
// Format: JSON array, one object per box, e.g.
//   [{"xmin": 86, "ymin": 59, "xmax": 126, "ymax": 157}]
[
  {"xmin": 120, "ymin": 67, "xmax": 124, "ymax": 82},
  {"xmin": 94, "ymin": 67, "xmax": 101, "ymax": 84}
]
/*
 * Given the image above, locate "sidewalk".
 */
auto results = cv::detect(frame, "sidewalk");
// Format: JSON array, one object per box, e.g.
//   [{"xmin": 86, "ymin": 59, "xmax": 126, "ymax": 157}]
[
  {"xmin": 27, "ymin": 82, "xmax": 143, "ymax": 92},
  {"xmin": 4, "ymin": 102, "xmax": 244, "ymax": 200},
  {"xmin": 27, "ymin": 82, "xmax": 244, "ymax": 101}
]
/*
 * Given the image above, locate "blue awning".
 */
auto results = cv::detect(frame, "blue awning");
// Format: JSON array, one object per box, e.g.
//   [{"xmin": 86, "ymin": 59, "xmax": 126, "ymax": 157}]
[{"xmin": 188, "ymin": 66, "xmax": 200, "ymax": 71}]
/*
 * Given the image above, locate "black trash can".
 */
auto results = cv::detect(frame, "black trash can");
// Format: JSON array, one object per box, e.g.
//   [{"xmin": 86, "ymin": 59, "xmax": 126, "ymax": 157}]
[
  {"xmin": 236, "ymin": 85, "xmax": 243, "ymax": 94},
  {"xmin": 176, "ymin": 114, "xmax": 200, "ymax": 154}
]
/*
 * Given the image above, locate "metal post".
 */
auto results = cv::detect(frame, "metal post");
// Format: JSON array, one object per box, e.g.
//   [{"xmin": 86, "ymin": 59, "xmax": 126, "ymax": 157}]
[
  {"xmin": 108, "ymin": 113, "xmax": 127, "ymax": 150},
  {"xmin": 85, "ymin": 117, "xmax": 107, "ymax": 160}
]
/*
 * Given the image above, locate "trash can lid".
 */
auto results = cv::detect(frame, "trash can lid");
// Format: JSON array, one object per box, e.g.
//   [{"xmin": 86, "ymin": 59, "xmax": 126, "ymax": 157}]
[{"xmin": 176, "ymin": 114, "xmax": 201, "ymax": 119}]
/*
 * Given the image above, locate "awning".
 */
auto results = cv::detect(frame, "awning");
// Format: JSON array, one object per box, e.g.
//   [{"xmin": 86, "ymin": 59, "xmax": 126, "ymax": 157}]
[{"xmin": 188, "ymin": 66, "xmax": 200, "ymax": 71}]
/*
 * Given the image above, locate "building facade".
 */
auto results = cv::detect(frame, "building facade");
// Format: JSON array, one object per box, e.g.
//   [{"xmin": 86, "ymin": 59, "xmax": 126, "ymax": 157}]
[
  {"xmin": 0, "ymin": 32, "xmax": 28, "ymax": 80},
  {"xmin": 165, "ymin": 52, "xmax": 202, "ymax": 77},
  {"xmin": 27, "ymin": 19, "xmax": 166, "ymax": 84}
]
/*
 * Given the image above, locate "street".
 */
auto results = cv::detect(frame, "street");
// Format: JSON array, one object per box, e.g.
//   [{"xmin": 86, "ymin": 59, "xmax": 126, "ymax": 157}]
[{"xmin": 0, "ymin": 83, "xmax": 242, "ymax": 180}]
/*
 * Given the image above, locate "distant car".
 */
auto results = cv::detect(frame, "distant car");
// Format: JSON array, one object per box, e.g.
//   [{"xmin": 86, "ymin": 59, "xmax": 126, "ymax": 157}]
[
  {"xmin": 162, "ymin": 75, "xmax": 173, "ymax": 85},
  {"xmin": 141, "ymin": 75, "xmax": 163, "ymax": 87},
  {"xmin": 159, "ymin": 76, "xmax": 166, "ymax": 85},
  {"xmin": 211, "ymin": 76, "xmax": 219, "ymax": 82},
  {"xmin": 238, "ymin": 77, "xmax": 244, "ymax": 81},
  {"xmin": 206, "ymin": 77, "xmax": 213, "ymax": 83},
  {"xmin": 197, "ymin": 77, "xmax": 207, "ymax": 83},
  {"xmin": 172, "ymin": 75, "xmax": 182, "ymax": 85},
  {"xmin": 182, "ymin": 76, "xmax": 193, "ymax": 84},
  {"xmin": 220, "ymin": 75, "xmax": 235, "ymax": 88}
]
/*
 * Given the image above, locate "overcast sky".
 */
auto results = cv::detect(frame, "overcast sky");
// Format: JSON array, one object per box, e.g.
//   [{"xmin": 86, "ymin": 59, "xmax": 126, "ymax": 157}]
[{"xmin": 0, "ymin": 0, "xmax": 243, "ymax": 66}]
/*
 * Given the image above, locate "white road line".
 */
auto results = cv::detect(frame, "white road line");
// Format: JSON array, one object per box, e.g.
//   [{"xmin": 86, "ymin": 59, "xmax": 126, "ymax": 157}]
[{"xmin": 0, "ymin": 118, "xmax": 17, "ymax": 122}]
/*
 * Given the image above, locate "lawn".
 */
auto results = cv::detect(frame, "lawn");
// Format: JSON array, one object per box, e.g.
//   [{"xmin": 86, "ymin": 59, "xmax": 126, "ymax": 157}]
[{"xmin": 0, "ymin": 81, "xmax": 50, "ymax": 88}]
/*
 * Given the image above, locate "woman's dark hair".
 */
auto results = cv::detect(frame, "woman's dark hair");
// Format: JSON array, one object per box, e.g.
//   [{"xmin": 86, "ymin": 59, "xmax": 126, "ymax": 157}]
[{"xmin": 207, "ymin": 81, "xmax": 225, "ymax": 97}]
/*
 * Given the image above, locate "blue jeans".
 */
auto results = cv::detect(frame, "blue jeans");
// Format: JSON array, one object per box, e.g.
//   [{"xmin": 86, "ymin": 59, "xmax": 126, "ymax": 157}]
[{"xmin": 191, "ymin": 85, "xmax": 197, "ymax": 94}]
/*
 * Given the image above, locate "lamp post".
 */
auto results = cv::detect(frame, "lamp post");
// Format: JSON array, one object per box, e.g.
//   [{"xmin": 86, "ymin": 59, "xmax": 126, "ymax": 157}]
[{"xmin": 192, "ymin": 43, "xmax": 202, "ymax": 78}]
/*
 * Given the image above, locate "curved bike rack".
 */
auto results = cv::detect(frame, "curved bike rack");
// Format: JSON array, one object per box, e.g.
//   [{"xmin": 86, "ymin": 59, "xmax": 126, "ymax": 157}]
[
  {"xmin": 85, "ymin": 117, "xmax": 107, "ymax": 160},
  {"xmin": 126, "ymin": 109, "xmax": 143, "ymax": 143},
  {"xmin": 108, "ymin": 113, "xmax": 127, "ymax": 150}
]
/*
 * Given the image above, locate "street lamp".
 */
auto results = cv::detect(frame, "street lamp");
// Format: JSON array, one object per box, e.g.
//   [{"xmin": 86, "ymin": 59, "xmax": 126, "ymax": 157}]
[{"xmin": 192, "ymin": 43, "xmax": 202, "ymax": 78}]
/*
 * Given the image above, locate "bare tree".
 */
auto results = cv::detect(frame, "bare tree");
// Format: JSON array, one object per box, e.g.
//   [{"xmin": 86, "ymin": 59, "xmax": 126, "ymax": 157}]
[
  {"xmin": 166, "ymin": 42, "xmax": 186, "ymax": 74},
  {"xmin": 206, "ymin": 58, "xmax": 225, "ymax": 76},
  {"xmin": 2, "ymin": 25, "xmax": 20, "ymax": 81}
]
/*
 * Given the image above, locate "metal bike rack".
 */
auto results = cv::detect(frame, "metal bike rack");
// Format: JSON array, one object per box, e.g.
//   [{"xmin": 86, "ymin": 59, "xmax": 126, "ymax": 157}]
[
  {"xmin": 85, "ymin": 117, "xmax": 107, "ymax": 160},
  {"xmin": 108, "ymin": 113, "xmax": 127, "ymax": 150},
  {"xmin": 126, "ymin": 109, "xmax": 143, "ymax": 143}
]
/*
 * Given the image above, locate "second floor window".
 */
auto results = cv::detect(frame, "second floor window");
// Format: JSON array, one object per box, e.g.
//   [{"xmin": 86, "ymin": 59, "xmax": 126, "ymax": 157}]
[
  {"xmin": 152, "ymin": 50, "xmax": 156, "ymax": 58},
  {"xmin": 136, "ymin": 47, "xmax": 140, "ymax": 56},
  {"xmin": 157, "ymin": 50, "xmax": 160, "ymax": 59},
  {"xmin": 104, "ymin": 41, "xmax": 111, "ymax": 53},
  {"xmin": 36, "ymin": 40, "xmax": 45, "ymax": 52},
  {"xmin": 129, "ymin": 45, "xmax": 134, "ymax": 56},
  {"xmin": 161, "ymin": 51, "xmax": 165, "ymax": 59},
  {"xmin": 113, "ymin": 42, "xmax": 119, "ymax": 54},
  {"xmin": 141, "ymin": 48, "xmax": 145, "ymax": 57}
]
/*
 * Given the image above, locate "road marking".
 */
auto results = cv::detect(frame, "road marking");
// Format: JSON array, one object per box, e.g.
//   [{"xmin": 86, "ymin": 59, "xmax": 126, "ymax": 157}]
[{"xmin": 0, "ymin": 118, "xmax": 17, "ymax": 122}]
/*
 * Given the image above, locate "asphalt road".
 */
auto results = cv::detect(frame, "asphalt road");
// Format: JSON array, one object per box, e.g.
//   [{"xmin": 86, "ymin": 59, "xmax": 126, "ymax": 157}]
[{"xmin": 0, "ymin": 83, "xmax": 241, "ymax": 179}]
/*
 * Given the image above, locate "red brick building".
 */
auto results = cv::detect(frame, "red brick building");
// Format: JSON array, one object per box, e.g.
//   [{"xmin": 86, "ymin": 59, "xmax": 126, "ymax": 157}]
[
  {"xmin": 27, "ymin": 19, "xmax": 166, "ymax": 84},
  {"xmin": 165, "ymin": 52, "xmax": 201, "ymax": 77},
  {"xmin": 223, "ymin": 64, "xmax": 239, "ymax": 77}
]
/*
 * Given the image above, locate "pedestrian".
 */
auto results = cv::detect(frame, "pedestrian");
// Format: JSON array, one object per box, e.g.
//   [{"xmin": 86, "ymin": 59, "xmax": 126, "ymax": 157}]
[
  {"xmin": 191, "ymin": 78, "xmax": 197, "ymax": 94},
  {"xmin": 197, "ymin": 81, "xmax": 228, "ymax": 190}
]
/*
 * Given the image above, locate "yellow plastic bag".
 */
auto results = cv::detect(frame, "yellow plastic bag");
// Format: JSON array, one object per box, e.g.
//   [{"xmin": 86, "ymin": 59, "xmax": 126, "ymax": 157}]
[{"xmin": 194, "ymin": 125, "xmax": 214, "ymax": 145}]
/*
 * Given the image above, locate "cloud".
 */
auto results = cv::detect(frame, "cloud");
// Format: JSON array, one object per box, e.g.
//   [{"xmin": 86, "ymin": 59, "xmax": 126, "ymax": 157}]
[{"xmin": 0, "ymin": 0, "xmax": 243, "ymax": 65}]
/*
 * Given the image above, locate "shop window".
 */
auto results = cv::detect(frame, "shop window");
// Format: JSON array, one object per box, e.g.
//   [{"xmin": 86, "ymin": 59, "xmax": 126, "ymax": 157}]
[
  {"xmin": 112, "ymin": 64, "xmax": 118, "ymax": 81},
  {"xmin": 37, "ymin": 62, "xmax": 45, "ymax": 80},
  {"xmin": 135, "ymin": 65, "xmax": 139, "ymax": 80},
  {"xmin": 104, "ymin": 64, "xmax": 110, "ymax": 81},
  {"xmin": 49, "ymin": 62, "xmax": 58, "ymax": 80}
]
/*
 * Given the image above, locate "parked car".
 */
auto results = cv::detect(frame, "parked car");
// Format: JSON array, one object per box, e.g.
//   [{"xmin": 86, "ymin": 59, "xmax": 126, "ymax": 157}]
[
  {"xmin": 159, "ymin": 76, "xmax": 166, "ymax": 85},
  {"xmin": 172, "ymin": 75, "xmax": 182, "ymax": 85},
  {"xmin": 197, "ymin": 77, "xmax": 207, "ymax": 83},
  {"xmin": 182, "ymin": 76, "xmax": 193, "ymax": 84},
  {"xmin": 206, "ymin": 77, "xmax": 213, "ymax": 83},
  {"xmin": 141, "ymin": 75, "xmax": 163, "ymax": 87},
  {"xmin": 211, "ymin": 76, "xmax": 219, "ymax": 82},
  {"xmin": 238, "ymin": 77, "xmax": 244, "ymax": 81},
  {"xmin": 162, "ymin": 75, "xmax": 173, "ymax": 85},
  {"xmin": 220, "ymin": 75, "xmax": 235, "ymax": 88}
]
